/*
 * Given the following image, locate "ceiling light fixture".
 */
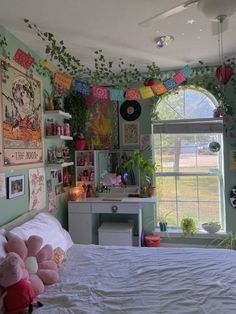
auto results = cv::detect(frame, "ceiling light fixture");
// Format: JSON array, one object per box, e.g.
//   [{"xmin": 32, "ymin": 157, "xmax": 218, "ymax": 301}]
[{"xmin": 155, "ymin": 35, "xmax": 174, "ymax": 48}]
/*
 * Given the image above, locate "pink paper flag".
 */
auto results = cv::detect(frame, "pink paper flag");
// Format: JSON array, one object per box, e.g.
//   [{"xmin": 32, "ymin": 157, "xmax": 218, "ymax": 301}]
[
  {"xmin": 173, "ymin": 71, "xmax": 186, "ymax": 85},
  {"xmin": 125, "ymin": 88, "xmax": 141, "ymax": 100},
  {"xmin": 13, "ymin": 48, "xmax": 34, "ymax": 69},
  {"xmin": 92, "ymin": 85, "xmax": 109, "ymax": 100}
]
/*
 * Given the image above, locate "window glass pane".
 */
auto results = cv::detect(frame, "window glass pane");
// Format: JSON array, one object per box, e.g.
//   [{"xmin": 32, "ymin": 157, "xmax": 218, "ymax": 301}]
[
  {"xmin": 156, "ymin": 176, "xmax": 176, "ymax": 201},
  {"xmin": 157, "ymin": 88, "xmax": 216, "ymax": 120},
  {"xmin": 178, "ymin": 202, "xmax": 198, "ymax": 225},
  {"xmin": 198, "ymin": 202, "xmax": 221, "ymax": 225},
  {"xmin": 154, "ymin": 133, "xmax": 222, "ymax": 173},
  {"xmin": 157, "ymin": 201, "xmax": 177, "ymax": 226},
  {"xmin": 177, "ymin": 176, "xmax": 197, "ymax": 201},
  {"xmin": 198, "ymin": 176, "xmax": 220, "ymax": 201}
]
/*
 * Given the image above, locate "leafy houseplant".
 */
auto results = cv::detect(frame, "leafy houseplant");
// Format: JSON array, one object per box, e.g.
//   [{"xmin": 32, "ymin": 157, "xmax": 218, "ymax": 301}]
[
  {"xmin": 122, "ymin": 150, "xmax": 155, "ymax": 196},
  {"xmin": 216, "ymin": 232, "xmax": 236, "ymax": 250},
  {"xmin": 181, "ymin": 217, "xmax": 197, "ymax": 236},
  {"xmin": 63, "ymin": 90, "xmax": 89, "ymax": 151},
  {"xmin": 158, "ymin": 211, "xmax": 172, "ymax": 232}
]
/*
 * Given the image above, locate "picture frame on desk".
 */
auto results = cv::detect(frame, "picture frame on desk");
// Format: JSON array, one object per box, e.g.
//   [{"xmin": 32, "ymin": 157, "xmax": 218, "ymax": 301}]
[{"xmin": 7, "ymin": 174, "xmax": 25, "ymax": 199}]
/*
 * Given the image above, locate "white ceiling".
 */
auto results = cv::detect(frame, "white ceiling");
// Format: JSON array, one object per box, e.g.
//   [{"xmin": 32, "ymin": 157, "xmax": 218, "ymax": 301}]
[{"xmin": 0, "ymin": 0, "xmax": 236, "ymax": 72}]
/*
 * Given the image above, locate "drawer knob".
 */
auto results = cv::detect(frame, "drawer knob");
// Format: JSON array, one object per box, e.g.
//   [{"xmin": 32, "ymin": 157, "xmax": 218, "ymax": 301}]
[{"xmin": 111, "ymin": 205, "xmax": 118, "ymax": 213}]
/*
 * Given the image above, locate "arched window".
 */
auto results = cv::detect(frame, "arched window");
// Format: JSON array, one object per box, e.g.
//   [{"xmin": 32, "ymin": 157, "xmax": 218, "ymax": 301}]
[{"xmin": 152, "ymin": 86, "xmax": 224, "ymax": 231}]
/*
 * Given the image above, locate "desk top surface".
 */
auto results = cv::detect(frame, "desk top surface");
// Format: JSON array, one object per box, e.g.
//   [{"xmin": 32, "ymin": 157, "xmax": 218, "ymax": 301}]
[{"xmin": 69, "ymin": 196, "xmax": 156, "ymax": 204}]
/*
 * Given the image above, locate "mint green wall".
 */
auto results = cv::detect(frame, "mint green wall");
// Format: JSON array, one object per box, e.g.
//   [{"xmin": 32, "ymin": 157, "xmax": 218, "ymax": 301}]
[{"xmin": 0, "ymin": 26, "xmax": 68, "ymax": 227}]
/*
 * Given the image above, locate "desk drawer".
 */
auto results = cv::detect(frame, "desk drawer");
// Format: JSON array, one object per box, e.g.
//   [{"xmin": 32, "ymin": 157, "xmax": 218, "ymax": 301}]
[{"xmin": 92, "ymin": 203, "xmax": 139, "ymax": 214}]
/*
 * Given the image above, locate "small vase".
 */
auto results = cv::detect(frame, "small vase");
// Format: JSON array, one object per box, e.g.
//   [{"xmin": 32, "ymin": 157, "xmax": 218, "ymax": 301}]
[{"xmin": 159, "ymin": 222, "xmax": 167, "ymax": 232}]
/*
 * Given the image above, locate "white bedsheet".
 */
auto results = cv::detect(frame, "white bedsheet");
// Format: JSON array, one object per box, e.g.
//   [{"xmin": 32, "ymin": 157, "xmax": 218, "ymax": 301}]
[{"xmin": 36, "ymin": 245, "xmax": 236, "ymax": 314}]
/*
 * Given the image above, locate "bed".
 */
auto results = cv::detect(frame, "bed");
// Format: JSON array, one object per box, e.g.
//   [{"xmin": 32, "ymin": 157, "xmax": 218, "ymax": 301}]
[{"xmin": 2, "ymin": 212, "xmax": 236, "ymax": 314}]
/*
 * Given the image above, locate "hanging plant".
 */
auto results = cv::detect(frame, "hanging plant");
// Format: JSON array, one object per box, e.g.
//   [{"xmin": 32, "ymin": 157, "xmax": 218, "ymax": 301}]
[
  {"xmin": 23, "ymin": 19, "xmax": 162, "ymax": 87},
  {"xmin": 63, "ymin": 90, "xmax": 89, "ymax": 140}
]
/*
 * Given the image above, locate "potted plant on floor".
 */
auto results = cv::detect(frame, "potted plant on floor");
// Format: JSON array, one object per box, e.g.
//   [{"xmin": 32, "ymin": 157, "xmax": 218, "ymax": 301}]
[{"xmin": 122, "ymin": 150, "xmax": 156, "ymax": 196}]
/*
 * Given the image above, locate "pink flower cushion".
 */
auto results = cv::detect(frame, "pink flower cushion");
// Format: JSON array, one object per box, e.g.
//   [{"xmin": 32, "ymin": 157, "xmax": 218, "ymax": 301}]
[{"xmin": 5, "ymin": 234, "xmax": 59, "ymax": 295}]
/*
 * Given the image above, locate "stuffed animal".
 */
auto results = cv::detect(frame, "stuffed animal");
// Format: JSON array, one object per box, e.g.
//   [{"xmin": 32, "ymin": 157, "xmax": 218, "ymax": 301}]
[
  {"xmin": 5, "ymin": 234, "xmax": 59, "ymax": 295},
  {"xmin": 0, "ymin": 252, "xmax": 43, "ymax": 313}
]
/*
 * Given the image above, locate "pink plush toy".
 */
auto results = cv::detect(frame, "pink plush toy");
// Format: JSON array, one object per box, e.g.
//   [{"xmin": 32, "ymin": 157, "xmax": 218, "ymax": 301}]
[
  {"xmin": 5, "ymin": 234, "xmax": 59, "ymax": 295},
  {"xmin": 0, "ymin": 252, "xmax": 43, "ymax": 313}
]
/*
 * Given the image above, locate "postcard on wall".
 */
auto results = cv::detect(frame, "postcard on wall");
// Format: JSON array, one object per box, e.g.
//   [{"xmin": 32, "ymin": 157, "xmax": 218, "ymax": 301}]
[
  {"xmin": 0, "ymin": 57, "xmax": 43, "ymax": 169},
  {"xmin": 29, "ymin": 168, "xmax": 46, "ymax": 211},
  {"xmin": 229, "ymin": 150, "xmax": 236, "ymax": 170},
  {"xmin": 0, "ymin": 173, "xmax": 6, "ymax": 198},
  {"xmin": 140, "ymin": 134, "xmax": 152, "ymax": 151},
  {"xmin": 123, "ymin": 122, "xmax": 139, "ymax": 145}
]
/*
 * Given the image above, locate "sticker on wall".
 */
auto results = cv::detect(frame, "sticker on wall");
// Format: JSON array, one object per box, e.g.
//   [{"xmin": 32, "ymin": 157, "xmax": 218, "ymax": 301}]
[
  {"xmin": 230, "ymin": 185, "xmax": 236, "ymax": 208},
  {"xmin": 140, "ymin": 134, "xmax": 152, "ymax": 151},
  {"xmin": 120, "ymin": 100, "xmax": 141, "ymax": 121}
]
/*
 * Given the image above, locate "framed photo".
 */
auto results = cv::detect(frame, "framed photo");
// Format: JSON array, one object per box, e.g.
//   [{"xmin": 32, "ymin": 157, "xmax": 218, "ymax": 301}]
[
  {"xmin": 7, "ymin": 174, "xmax": 25, "ymax": 199},
  {"xmin": 123, "ymin": 122, "xmax": 139, "ymax": 145},
  {"xmin": 0, "ymin": 57, "xmax": 44, "ymax": 170}
]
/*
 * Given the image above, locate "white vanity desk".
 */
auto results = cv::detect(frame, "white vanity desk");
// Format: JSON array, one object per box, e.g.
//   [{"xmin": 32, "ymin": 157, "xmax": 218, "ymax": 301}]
[{"xmin": 68, "ymin": 197, "xmax": 156, "ymax": 247}]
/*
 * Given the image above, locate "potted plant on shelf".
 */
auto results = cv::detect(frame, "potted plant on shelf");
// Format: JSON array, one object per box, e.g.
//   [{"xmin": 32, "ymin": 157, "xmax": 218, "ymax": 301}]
[
  {"xmin": 122, "ymin": 150, "xmax": 156, "ymax": 196},
  {"xmin": 181, "ymin": 217, "xmax": 197, "ymax": 236}
]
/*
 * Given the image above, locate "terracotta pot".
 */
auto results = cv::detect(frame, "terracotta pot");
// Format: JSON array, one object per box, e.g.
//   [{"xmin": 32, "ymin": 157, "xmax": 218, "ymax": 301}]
[{"xmin": 147, "ymin": 186, "xmax": 156, "ymax": 197}]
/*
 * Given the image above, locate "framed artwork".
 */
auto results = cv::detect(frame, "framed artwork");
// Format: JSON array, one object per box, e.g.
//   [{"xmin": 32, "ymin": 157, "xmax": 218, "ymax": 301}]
[
  {"xmin": 7, "ymin": 174, "xmax": 25, "ymax": 199},
  {"xmin": 123, "ymin": 122, "xmax": 139, "ymax": 145},
  {"xmin": 29, "ymin": 168, "xmax": 46, "ymax": 211},
  {"xmin": 0, "ymin": 57, "xmax": 44, "ymax": 169},
  {"xmin": 85, "ymin": 96, "xmax": 119, "ymax": 149}
]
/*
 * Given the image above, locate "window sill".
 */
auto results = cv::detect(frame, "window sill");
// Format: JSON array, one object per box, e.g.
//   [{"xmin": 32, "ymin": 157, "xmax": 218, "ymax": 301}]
[{"xmin": 153, "ymin": 228, "xmax": 226, "ymax": 239}]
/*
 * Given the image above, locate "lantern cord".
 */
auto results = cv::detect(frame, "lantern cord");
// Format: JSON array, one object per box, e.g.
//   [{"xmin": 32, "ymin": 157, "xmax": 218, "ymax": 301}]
[{"xmin": 217, "ymin": 15, "xmax": 226, "ymax": 67}]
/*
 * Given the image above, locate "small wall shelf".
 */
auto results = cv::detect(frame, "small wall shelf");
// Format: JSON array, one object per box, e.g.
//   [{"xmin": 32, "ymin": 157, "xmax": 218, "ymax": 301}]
[
  {"xmin": 47, "ymin": 161, "xmax": 74, "ymax": 168},
  {"xmin": 44, "ymin": 110, "xmax": 72, "ymax": 119},
  {"xmin": 45, "ymin": 135, "xmax": 73, "ymax": 140}
]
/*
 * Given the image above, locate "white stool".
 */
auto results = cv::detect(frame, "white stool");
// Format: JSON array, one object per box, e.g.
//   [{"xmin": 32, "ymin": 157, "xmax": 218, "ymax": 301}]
[{"xmin": 98, "ymin": 222, "xmax": 133, "ymax": 246}]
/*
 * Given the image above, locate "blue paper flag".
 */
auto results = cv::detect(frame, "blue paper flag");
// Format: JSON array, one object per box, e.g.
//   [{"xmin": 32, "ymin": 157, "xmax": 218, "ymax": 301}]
[
  {"xmin": 163, "ymin": 78, "xmax": 177, "ymax": 90},
  {"xmin": 109, "ymin": 88, "xmax": 125, "ymax": 101},
  {"xmin": 74, "ymin": 80, "xmax": 91, "ymax": 95}
]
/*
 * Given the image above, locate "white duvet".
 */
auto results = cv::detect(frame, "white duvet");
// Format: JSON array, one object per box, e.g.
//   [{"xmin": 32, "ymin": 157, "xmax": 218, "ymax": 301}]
[{"xmin": 36, "ymin": 245, "xmax": 236, "ymax": 314}]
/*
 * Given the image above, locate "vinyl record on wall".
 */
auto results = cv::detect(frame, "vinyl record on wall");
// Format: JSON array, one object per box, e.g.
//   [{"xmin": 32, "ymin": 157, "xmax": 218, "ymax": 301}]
[
  {"xmin": 229, "ymin": 185, "xmax": 236, "ymax": 208},
  {"xmin": 120, "ymin": 100, "xmax": 141, "ymax": 121}
]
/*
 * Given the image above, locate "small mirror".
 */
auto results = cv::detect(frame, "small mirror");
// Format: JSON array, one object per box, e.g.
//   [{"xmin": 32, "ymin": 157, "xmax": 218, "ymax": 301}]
[{"xmin": 97, "ymin": 150, "xmax": 138, "ymax": 189}]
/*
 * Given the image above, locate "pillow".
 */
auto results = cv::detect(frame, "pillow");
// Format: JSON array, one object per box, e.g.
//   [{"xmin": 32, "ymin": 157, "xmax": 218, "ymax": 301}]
[
  {"xmin": 52, "ymin": 247, "xmax": 66, "ymax": 268},
  {"xmin": 0, "ymin": 229, "xmax": 7, "ymax": 259},
  {"xmin": 5, "ymin": 234, "xmax": 59, "ymax": 295},
  {"xmin": 9, "ymin": 213, "xmax": 73, "ymax": 252}
]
